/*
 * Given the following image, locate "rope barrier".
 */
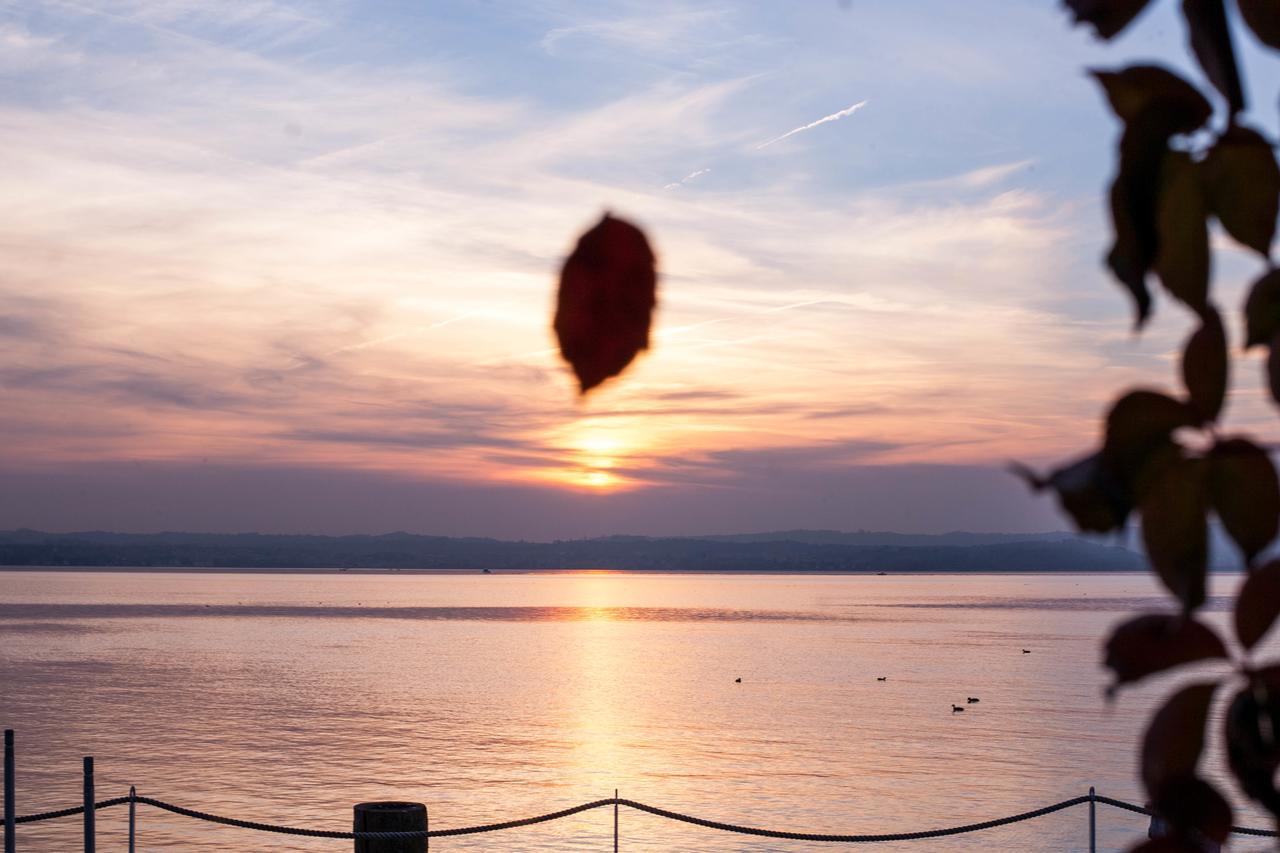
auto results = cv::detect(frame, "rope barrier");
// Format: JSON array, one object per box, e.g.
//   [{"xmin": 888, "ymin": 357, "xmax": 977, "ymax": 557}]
[{"xmin": 10, "ymin": 791, "xmax": 1279, "ymax": 841}]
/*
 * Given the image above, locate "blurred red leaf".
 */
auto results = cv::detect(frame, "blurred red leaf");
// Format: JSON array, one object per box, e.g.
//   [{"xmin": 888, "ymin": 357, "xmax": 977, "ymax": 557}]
[
  {"xmin": 1271, "ymin": 332, "xmax": 1280, "ymax": 406},
  {"xmin": 1237, "ymin": 561, "xmax": 1280, "ymax": 650},
  {"xmin": 1209, "ymin": 437, "xmax": 1280, "ymax": 565},
  {"xmin": 1091, "ymin": 66, "xmax": 1213, "ymax": 133},
  {"xmin": 1105, "ymin": 390, "xmax": 1195, "ymax": 457},
  {"xmin": 1225, "ymin": 669, "xmax": 1280, "ymax": 818},
  {"xmin": 1244, "ymin": 268, "xmax": 1280, "ymax": 348},
  {"xmin": 1181, "ymin": 309, "xmax": 1227, "ymax": 424},
  {"xmin": 1205, "ymin": 125, "xmax": 1280, "ymax": 257},
  {"xmin": 1182, "ymin": 0, "xmax": 1245, "ymax": 113},
  {"xmin": 1142, "ymin": 682, "xmax": 1216, "ymax": 793},
  {"xmin": 1012, "ymin": 453, "xmax": 1134, "ymax": 533},
  {"xmin": 1066, "ymin": 0, "xmax": 1154, "ymax": 39},
  {"xmin": 1127, "ymin": 840, "xmax": 1212, "ymax": 852},
  {"xmin": 1094, "ymin": 67, "xmax": 1212, "ymax": 326},
  {"xmin": 1238, "ymin": 0, "xmax": 1280, "ymax": 49},
  {"xmin": 1154, "ymin": 152, "xmax": 1211, "ymax": 317},
  {"xmin": 1149, "ymin": 776, "xmax": 1233, "ymax": 844},
  {"xmin": 1107, "ymin": 144, "xmax": 1159, "ymax": 326},
  {"xmin": 1104, "ymin": 613, "xmax": 1227, "ymax": 687},
  {"xmin": 1141, "ymin": 453, "xmax": 1210, "ymax": 610},
  {"xmin": 555, "ymin": 214, "xmax": 657, "ymax": 394}
]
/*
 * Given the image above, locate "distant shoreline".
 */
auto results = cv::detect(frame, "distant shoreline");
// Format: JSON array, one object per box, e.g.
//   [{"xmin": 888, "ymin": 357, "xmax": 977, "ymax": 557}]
[
  {"xmin": 0, "ymin": 565, "xmax": 1196, "ymax": 575},
  {"xmin": 0, "ymin": 528, "xmax": 1166, "ymax": 573}
]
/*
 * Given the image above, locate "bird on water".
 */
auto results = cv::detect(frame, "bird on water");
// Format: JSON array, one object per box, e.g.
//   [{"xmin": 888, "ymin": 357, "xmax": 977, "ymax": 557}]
[{"xmin": 951, "ymin": 705, "xmax": 964, "ymax": 713}]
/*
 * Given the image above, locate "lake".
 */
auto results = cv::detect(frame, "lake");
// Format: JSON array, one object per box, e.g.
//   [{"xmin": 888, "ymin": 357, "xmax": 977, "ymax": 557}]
[{"xmin": 0, "ymin": 570, "xmax": 1270, "ymax": 851}]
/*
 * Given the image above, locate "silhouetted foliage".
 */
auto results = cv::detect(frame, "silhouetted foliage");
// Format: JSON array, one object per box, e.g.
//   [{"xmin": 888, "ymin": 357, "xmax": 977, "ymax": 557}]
[
  {"xmin": 555, "ymin": 213, "xmax": 657, "ymax": 394},
  {"xmin": 1046, "ymin": 1, "xmax": 1280, "ymax": 845},
  {"xmin": 550, "ymin": 2, "xmax": 1280, "ymax": 843}
]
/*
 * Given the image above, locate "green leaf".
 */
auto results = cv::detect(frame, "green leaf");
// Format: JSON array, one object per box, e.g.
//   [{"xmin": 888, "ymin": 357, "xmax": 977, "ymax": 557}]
[
  {"xmin": 1141, "ymin": 453, "xmax": 1209, "ymax": 610},
  {"xmin": 1065, "ymin": 0, "xmax": 1154, "ymax": 39},
  {"xmin": 1181, "ymin": 309, "xmax": 1227, "ymax": 424},
  {"xmin": 1155, "ymin": 151, "xmax": 1211, "ymax": 316},
  {"xmin": 1209, "ymin": 437, "xmax": 1279, "ymax": 565},
  {"xmin": 1182, "ymin": 0, "xmax": 1245, "ymax": 113},
  {"xmin": 1238, "ymin": 0, "xmax": 1280, "ymax": 50},
  {"xmin": 1204, "ymin": 125, "xmax": 1280, "ymax": 257},
  {"xmin": 1104, "ymin": 613, "xmax": 1227, "ymax": 687},
  {"xmin": 1244, "ymin": 268, "xmax": 1280, "ymax": 348},
  {"xmin": 1142, "ymin": 682, "xmax": 1217, "ymax": 794},
  {"xmin": 555, "ymin": 214, "xmax": 658, "ymax": 394},
  {"xmin": 1236, "ymin": 560, "xmax": 1280, "ymax": 650},
  {"xmin": 1225, "ymin": 669, "xmax": 1280, "ymax": 818}
]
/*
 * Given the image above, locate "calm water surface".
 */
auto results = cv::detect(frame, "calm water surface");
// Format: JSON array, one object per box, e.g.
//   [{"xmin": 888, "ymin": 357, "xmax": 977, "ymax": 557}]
[{"xmin": 0, "ymin": 571, "xmax": 1271, "ymax": 851}]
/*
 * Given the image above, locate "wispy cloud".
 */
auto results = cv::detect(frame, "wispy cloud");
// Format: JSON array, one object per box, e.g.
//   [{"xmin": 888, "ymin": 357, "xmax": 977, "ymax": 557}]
[{"xmin": 755, "ymin": 99, "xmax": 867, "ymax": 149}]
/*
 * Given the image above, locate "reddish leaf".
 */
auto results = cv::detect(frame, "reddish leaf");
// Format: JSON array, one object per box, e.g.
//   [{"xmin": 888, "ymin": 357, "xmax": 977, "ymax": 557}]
[
  {"xmin": 554, "ymin": 214, "xmax": 657, "ymax": 394},
  {"xmin": 1105, "ymin": 390, "xmax": 1196, "ymax": 457},
  {"xmin": 1104, "ymin": 613, "xmax": 1227, "ymax": 687},
  {"xmin": 1104, "ymin": 391, "xmax": 1195, "ymax": 495},
  {"xmin": 1142, "ymin": 682, "xmax": 1217, "ymax": 793},
  {"xmin": 1271, "ymin": 332, "xmax": 1280, "ymax": 406},
  {"xmin": 1091, "ymin": 66, "xmax": 1213, "ymax": 134},
  {"xmin": 1244, "ymin": 268, "xmax": 1280, "ymax": 348},
  {"xmin": 1237, "ymin": 560, "xmax": 1280, "ymax": 650},
  {"xmin": 1204, "ymin": 125, "xmax": 1280, "ymax": 257},
  {"xmin": 1013, "ymin": 453, "xmax": 1134, "ymax": 533},
  {"xmin": 1181, "ymin": 309, "xmax": 1227, "ymax": 424},
  {"xmin": 1209, "ymin": 437, "xmax": 1280, "ymax": 564},
  {"xmin": 1150, "ymin": 776, "xmax": 1233, "ymax": 844},
  {"xmin": 1225, "ymin": 670, "xmax": 1280, "ymax": 818},
  {"xmin": 1238, "ymin": 0, "xmax": 1280, "ymax": 50},
  {"xmin": 1182, "ymin": 0, "xmax": 1245, "ymax": 114},
  {"xmin": 1127, "ymin": 840, "xmax": 1209, "ymax": 853},
  {"xmin": 1065, "ymin": 0, "xmax": 1154, "ymax": 39},
  {"xmin": 1141, "ymin": 453, "xmax": 1210, "ymax": 610},
  {"xmin": 1107, "ymin": 140, "xmax": 1159, "ymax": 326},
  {"xmin": 1095, "ymin": 69, "xmax": 1212, "ymax": 325},
  {"xmin": 1154, "ymin": 151, "xmax": 1211, "ymax": 317}
]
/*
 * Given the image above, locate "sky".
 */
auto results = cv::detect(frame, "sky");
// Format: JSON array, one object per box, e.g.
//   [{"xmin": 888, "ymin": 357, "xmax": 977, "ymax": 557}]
[{"xmin": 1, "ymin": 0, "xmax": 1279, "ymax": 539}]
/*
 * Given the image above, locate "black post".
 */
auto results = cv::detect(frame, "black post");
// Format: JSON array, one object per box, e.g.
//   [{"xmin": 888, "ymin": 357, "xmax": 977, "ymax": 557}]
[
  {"xmin": 613, "ymin": 789, "xmax": 618, "ymax": 852},
  {"xmin": 4, "ymin": 730, "xmax": 14, "ymax": 853},
  {"xmin": 128, "ymin": 785, "xmax": 136, "ymax": 853},
  {"xmin": 82, "ymin": 757, "xmax": 94, "ymax": 853},
  {"xmin": 353, "ymin": 801, "xmax": 426, "ymax": 853},
  {"xmin": 1088, "ymin": 786, "xmax": 1096, "ymax": 853}
]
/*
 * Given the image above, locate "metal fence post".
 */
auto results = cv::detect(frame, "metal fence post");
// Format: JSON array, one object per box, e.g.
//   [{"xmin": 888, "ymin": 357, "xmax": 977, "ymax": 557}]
[
  {"xmin": 4, "ymin": 730, "xmax": 14, "ymax": 853},
  {"xmin": 128, "ymin": 786, "xmax": 136, "ymax": 853},
  {"xmin": 353, "ymin": 801, "xmax": 426, "ymax": 853},
  {"xmin": 82, "ymin": 757, "xmax": 94, "ymax": 853},
  {"xmin": 1088, "ymin": 786, "xmax": 1096, "ymax": 853},
  {"xmin": 614, "ymin": 790, "xmax": 618, "ymax": 852}
]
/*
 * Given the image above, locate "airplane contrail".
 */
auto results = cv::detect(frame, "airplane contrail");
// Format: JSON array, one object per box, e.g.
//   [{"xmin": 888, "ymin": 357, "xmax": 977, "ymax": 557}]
[
  {"xmin": 664, "ymin": 167, "xmax": 711, "ymax": 190},
  {"xmin": 756, "ymin": 100, "xmax": 868, "ymax": 149}
]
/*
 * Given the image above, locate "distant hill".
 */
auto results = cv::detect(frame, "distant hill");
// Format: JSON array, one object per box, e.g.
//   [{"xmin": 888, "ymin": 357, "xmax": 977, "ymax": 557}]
[{"xmin": 0, "ymin": 529, "xmax": 1151, "ymax": 572}]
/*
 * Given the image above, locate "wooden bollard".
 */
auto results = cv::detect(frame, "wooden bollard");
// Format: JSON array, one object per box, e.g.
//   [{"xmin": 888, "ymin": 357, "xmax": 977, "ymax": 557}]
[{"xmin": 353, "ymin": 801, "xmax": 426, "ymax": 853}]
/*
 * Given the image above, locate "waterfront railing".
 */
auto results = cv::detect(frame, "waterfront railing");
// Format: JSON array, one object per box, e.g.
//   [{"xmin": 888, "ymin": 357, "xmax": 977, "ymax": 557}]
[{"xmin": 4, "ymin": 730, "xmax": 1275, "ymax": 850}]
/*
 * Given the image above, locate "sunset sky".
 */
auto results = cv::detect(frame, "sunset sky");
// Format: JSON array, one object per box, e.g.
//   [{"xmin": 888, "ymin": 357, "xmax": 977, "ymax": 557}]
[{"xmin": 2, "ymin": 0, "xmax": 1279, "ymax": 538}]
